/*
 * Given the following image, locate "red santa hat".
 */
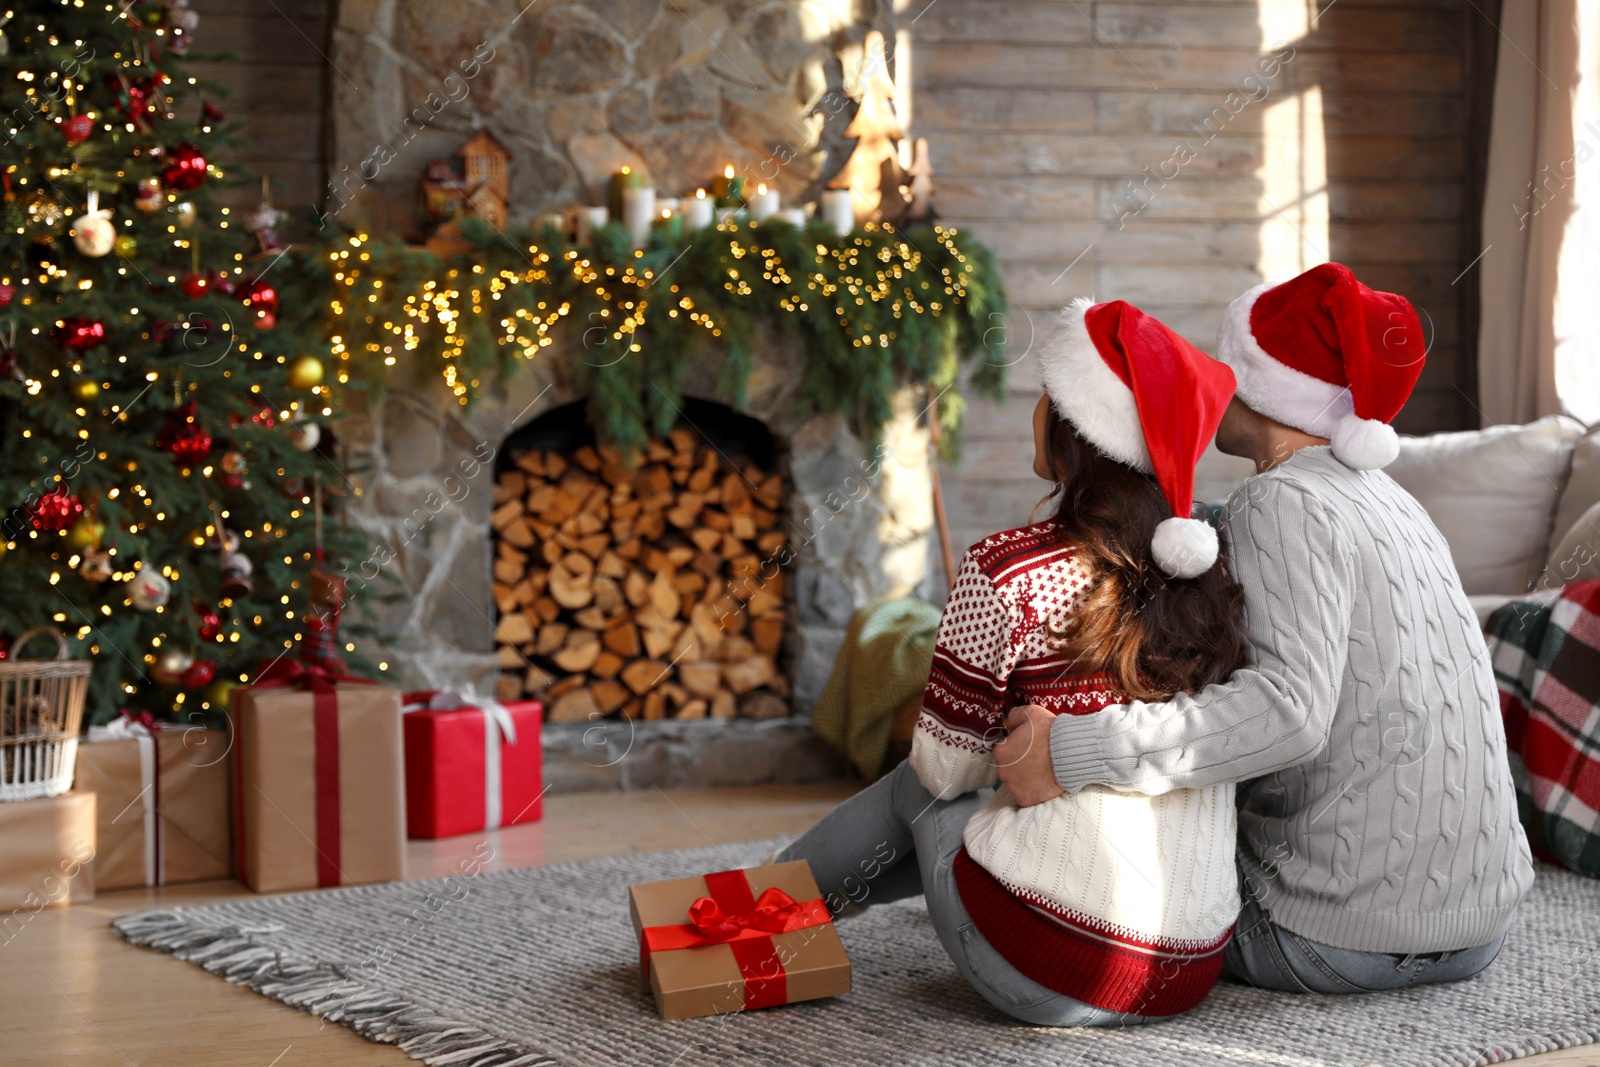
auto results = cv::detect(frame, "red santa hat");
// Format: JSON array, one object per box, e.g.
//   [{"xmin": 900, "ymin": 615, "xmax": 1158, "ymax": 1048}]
[
  {"xmin": 1037, "ymin": 298, "xmax": 1237, "ymax": 579},
  {"xmin": 1215, "ymin": 262, "xmax": 1425, "ymax": 470}
]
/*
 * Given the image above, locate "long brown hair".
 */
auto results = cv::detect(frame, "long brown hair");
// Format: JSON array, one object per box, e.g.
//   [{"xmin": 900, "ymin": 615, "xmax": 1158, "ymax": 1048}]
[{"xmin": 1038, "ymin": 408, "xmax": 1250, "ymax": 701}]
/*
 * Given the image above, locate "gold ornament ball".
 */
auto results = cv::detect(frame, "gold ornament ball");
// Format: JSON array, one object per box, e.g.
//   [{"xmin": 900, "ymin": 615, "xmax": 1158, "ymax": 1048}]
[
  {"xmin": 151, "ymin": 646, "xmax": 195, "ymax": 686},
  {"xmin": 113, "ymin": 234, "xmax": 137, "ymax": 257},
  {"xmin": 286, "ymin": 355, "xmax": 325, "ymax": 391},
  {"xmin": 202, "ymin": 677, "xmax": 238, "ymax": 712},
  {"xmin": 66, "ymin": 516, "xmax": 105, "ymax": 550},
  {"xmin": 70, "ymin": 378, "xmax": 101, "ymax": 401},
  {"xmin": 172, "ymin": 201, "xmax": 197, "ymax": 228}
]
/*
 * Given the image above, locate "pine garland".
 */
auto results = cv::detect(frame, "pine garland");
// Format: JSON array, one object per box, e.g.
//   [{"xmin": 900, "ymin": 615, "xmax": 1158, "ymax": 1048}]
[{"xmin": 302, "ymin": 216, "xmax": 1008, "ymax": 460}]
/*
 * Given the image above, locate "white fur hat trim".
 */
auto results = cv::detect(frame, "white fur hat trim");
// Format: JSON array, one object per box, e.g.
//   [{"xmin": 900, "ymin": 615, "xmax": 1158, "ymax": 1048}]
[
  {"xmin": 1214, "ymin": 282, "xmax": 1353, "ymax": 440},
  {"xmin": 1037, "ymin": 298, "xmax": 1153, "ymax": 473},
  {"xmin": 1152, "ymin": 516, "xmax": 1219, "ymax": 579}
]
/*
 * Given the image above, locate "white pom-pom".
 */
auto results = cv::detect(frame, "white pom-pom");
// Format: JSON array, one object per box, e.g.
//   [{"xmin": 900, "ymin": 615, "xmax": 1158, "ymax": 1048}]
[
  {"xmin": 1152, "ymin": 517, "xmax": 1218, "ymax": 579},
  {"xmin": 1331, "ymin": 415, "xmax": 1398, "ymax": 470}
]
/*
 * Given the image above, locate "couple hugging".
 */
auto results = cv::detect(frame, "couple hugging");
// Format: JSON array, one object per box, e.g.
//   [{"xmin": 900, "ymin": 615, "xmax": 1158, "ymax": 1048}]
[{"xmin": 777, "ymin": 262, "xmax": 1536, "ymax": 1026}]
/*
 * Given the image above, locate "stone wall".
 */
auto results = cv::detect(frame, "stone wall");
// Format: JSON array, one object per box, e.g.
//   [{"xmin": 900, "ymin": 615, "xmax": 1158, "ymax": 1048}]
[{"xmin": 328, "ymin": 0, "xmax": 897, "ymax": 233}]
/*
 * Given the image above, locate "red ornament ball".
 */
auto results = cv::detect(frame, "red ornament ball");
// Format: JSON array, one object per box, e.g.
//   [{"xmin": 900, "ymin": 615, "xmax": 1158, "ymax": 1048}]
[
  {"xmin": 62, "ymin": 115, "xmax": 93, "ymax": 143},
  {"xmin": 159, "ymin": 144, "xmax": 208, "ymax": 191},
  {"xmin": 55, "ymin": 318, "xmax": 106, "ymax": 351},
  {"xmin": 27, "ymin": 488, "xmax": 84, "ymax": 532},
  {"xmin": 0, "ymin": 350, "xmax": 15, "ymax": 376},
  {"xmin": 180, "ymin": 659, "xmax": 218, "ymax": 689},
  {"xmin": 156, "ymin": 401, "xmax": 214, "ymax": 465},
  {"xmin": 0, "ymin": 285, "xmax": 16, "ymax": 308},
  {"xmin": 201, "ymin": 101, "xmax": 225, "ymax": 124},
  {"xmin": 195, "ymin": 605, "xmax": 224, "ymax": 643},
  {"xmin": 179, "ymin": 273, "xmax": 208, "ymax": 298}
]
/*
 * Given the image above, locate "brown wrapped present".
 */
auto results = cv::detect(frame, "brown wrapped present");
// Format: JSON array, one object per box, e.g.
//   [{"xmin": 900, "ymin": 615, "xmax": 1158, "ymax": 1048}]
[
  {"xmin": 74, "ymin": 719, "xmax": 231, "ymax": 890},
  {"xmin": 234, "ymin": 662, "xmax": 405, "ymax": 893},
  {"xmin": 0, "ymin": 791, "xmax": 95, "ymax": 911},
  {"xmin": 630, "ymin": 860, "xmax": 850, "ymax": 1020}
]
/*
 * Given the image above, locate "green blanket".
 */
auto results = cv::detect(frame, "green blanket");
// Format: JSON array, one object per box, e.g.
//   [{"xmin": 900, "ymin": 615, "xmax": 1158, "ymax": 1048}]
[{"xmin": 810, "ymin": 598, "xmax": 941, "ymax": 780}]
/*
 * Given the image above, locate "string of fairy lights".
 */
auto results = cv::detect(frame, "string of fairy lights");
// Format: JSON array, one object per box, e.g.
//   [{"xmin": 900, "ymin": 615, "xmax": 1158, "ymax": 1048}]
[{"xmin": 316, "ymin": 219, "xmax": 992, "ymax": 423}]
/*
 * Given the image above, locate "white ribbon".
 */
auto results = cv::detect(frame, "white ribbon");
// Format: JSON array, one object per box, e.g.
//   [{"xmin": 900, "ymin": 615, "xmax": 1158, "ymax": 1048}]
[
  {"xmin": 86, "ymin": 718, "xmax": 160, "ymax": 885},
  {"xmin": 424, "ymin": 686, "xmax": 518, "ymax": 831}
]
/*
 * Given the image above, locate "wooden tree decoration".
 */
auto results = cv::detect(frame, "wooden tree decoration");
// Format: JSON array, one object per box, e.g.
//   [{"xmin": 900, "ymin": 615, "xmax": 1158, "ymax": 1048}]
[
  {"xmin": 827, "ymin": 30, "xmax": 909, "ymax": 225},
  {"xmin": 881, "ymin": 136, "xmax": 937, "ymax": 227}
]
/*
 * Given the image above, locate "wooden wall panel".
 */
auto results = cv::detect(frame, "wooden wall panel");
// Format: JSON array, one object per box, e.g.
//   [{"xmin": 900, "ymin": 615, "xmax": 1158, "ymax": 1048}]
[
  {"xmin": 915, "ymin": 0, "xmax": 1488, "ymax": 571},
  {"xmin": 188, "ymin": 0, "xmax": 332, "ymax": 224}
]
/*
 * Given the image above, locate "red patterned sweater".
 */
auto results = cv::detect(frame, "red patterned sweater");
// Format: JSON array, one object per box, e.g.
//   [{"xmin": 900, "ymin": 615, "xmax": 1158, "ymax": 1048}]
[{"xmin": 910, "ymin": 521, "xmax": 1239, "ymax": 1017}]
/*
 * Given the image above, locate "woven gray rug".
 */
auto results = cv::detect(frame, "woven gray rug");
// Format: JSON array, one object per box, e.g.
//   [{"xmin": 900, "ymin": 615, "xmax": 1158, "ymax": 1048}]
[{"xmin": 113, "ymin": 840, "xmax": 1600, "ymax": 1067}]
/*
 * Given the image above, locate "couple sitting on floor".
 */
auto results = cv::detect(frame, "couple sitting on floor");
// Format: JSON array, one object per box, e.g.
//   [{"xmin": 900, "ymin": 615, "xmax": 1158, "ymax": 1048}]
[{"xmin": 778, "ymin": 262, "xmax": 1536, "ymax": 1025}]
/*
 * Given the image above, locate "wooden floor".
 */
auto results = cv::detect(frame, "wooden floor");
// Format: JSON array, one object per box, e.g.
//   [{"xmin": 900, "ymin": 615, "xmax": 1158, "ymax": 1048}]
[{"xmin": 3, "ymin": 781, "xmax": 1595, "ymax": 1067}]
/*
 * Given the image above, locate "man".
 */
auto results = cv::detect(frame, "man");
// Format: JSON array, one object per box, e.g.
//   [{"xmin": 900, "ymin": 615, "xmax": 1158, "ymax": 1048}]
[{"xmin": 996, "ymin": 263, "xmax": 1534, "ymax": 993}]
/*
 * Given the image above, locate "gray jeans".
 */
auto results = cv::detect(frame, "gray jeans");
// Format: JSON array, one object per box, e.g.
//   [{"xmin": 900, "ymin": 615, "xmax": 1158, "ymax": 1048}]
[
  {"xmin": 776, "ymin": 759, "xmax": 1156, "ymax": 1027},
  {"xmin": 1223, "ymin": 864, "xmax": 1507, "ymax": 993}
]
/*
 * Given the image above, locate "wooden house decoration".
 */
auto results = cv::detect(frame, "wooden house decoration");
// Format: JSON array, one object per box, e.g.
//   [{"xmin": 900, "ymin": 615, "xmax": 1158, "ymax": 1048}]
[{"xmin": 421, "ymin": 129, "xmax": 513, "ymax": 255}]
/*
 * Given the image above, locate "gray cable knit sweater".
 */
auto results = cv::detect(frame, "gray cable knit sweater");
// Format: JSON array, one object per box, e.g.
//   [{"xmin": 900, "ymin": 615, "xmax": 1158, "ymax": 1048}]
[{"xmin": 1050, "ymin": 446, "xmax": 1534, "ymax": 954}]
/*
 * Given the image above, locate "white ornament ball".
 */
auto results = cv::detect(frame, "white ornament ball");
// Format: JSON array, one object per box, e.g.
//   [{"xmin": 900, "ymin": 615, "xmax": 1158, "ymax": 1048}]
[
  {"xmin": 287, "ymin": 418, "xmax": 321, "ymax": 452},
  {"xmin": 127, "ymin": 569, "xmax": 172, "ymax": 611},
  {"xmin": 71, "ymin": 210, "xmax": 117, "ymax": 257}
]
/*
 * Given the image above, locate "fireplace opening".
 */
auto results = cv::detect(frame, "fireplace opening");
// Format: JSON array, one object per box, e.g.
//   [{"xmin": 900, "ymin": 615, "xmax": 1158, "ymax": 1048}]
[{"xmin": 491, "ymin": 399, "xmax": 791, "ymax": 723}]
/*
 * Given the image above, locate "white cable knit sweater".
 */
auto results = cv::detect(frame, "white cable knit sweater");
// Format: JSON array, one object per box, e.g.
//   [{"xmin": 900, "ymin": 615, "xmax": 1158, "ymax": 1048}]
[
  {"xmin": 1050, "ymin": 448, "xmax": 1535, "ymax": 954},
  {"xmin": 909, "ymin": 522, "xmax": 1238, "ymax": 1015}
]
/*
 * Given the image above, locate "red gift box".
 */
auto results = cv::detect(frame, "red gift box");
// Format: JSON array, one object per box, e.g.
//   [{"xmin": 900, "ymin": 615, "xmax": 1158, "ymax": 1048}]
[{"xmin": 402, "ymin": 688, "xmax": 543, "ymax": 839}]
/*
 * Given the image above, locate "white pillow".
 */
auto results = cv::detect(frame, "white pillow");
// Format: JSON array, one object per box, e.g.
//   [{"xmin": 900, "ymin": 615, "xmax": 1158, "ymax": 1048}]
[
  {"xmin": 1387, "ymin": 414, "xmax": 1586, "ymax": 596},
  {"xmin": 1540, "ymin": 499, "xmax": 1600, "ymax": 588},
  {"xmin": 1550, "ymin": 426, "xmax": 1600, "ymax": 561}
]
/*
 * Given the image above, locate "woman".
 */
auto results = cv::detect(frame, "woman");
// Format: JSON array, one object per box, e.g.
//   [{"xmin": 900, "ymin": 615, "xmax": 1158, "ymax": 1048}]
[{"xmin": 777, "ymin": 298, "xmax": 1252, "ymax": 1026}]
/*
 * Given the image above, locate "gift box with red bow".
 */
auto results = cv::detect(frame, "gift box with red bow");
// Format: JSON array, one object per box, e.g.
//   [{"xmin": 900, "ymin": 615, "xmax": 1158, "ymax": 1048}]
[
  {"xmin": 629, "ymin": 860, "xmax": 851, "ymax": 1019},
  {"xmin": 232, "ymin": 660, "xmax": 406, "ymax": 893},
  {"xmin": 401, "ymin": 688, "xmax": 543, "ymax": 840},
  {"xmin": 73, "ymin": 713, "xmax": 231, "ymax": 889}
]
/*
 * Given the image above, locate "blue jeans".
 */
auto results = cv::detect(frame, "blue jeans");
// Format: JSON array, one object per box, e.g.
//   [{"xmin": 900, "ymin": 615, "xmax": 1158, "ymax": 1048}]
[
  {"xmin": 776, "ymin": 760, "xmax": 1157, "ymax": 1027},
  {"xmin": 1223, "ymin": 863, "xmax": 1507, "ymax": 993}
]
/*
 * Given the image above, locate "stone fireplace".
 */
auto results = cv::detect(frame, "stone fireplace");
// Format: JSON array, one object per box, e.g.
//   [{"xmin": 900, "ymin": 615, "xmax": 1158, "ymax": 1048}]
[{"xmin": 340, "ymin": 334, "xmax": 937, "ymax": 791}]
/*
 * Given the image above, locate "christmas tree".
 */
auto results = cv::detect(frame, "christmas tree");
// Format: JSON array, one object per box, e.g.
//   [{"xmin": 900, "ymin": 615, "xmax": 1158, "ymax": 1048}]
[{"xmin": 0, "ymin": 1, "xmax": 366, "ymax": 724}]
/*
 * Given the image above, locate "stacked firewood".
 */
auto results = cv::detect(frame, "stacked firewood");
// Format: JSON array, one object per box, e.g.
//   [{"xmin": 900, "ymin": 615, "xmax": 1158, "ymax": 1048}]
[{"xmin": 491, "ymin": 428, "xmax": 790, "ymax": 722}]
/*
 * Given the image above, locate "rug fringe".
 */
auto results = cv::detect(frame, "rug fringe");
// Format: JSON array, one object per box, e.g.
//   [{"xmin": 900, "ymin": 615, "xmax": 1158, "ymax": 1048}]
[{"xmin": 113, "ymin": 910, "xmax": 554, "ymax": 1067}]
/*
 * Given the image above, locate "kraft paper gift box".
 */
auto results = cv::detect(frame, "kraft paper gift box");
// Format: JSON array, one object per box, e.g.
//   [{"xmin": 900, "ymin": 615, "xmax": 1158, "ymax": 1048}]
[
  {"xmin": 402, "ymin": 688, "xmax": 543, "ymax": 840},
  {"xmin": 74, "ymin": 719, "xmax": 231, "ymax": 890},
  {"xmin": 0, "ymin": 791, "xmax": 96, "ymax": 910},
  {"xmin": 233, "ymin": 663, "xmax": 406, "ymax": 893},
  {"xmin": 630, "ymin": 859, "xmax": 851, "ymax": 1020}
]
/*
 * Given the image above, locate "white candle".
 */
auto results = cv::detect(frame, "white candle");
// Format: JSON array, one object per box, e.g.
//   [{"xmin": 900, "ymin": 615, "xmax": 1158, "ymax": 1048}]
[
  {"xmin": 574, "ymin": 206, "xmax": 608, "ymax": 244},
  {"xmin": 821, "ymin": 189, "xmax": 854, "ymax": 236},
  {"xmin": 749, "ymin": 182, "xmax": 780, "ymax": 221},
  {"xmin": 622, "ymin": 186, "xmax": 656, "ymax": 249},
  {"xmin": 777, "ymin": 207, "xmax": 807, "ymax": 228},
  {"xmin": 682, "ymin": 191, "xmax": 714, "ymax": 230}
]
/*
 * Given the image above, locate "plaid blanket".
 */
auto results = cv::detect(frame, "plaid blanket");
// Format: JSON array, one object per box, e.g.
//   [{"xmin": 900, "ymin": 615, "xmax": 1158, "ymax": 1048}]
[{"xmin": 1488, "ymin": 578, "xmax": 1600, "ymax": 877}]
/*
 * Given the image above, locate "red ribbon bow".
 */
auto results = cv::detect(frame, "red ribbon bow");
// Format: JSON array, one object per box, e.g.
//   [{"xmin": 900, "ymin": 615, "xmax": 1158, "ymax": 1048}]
[
  {"xmin": 640, "ymin": 869, "xmax": 832, "ymax": 1011},
  {"xmin": 116, "ymin": 708, "xmax": 163, "ymax": 732}
]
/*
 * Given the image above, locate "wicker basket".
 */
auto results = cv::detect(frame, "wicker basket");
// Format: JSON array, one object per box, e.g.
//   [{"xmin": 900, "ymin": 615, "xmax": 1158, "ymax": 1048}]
[{"xmin": 0, "ymin": 627, "xmax": 92, "ymax": 801}]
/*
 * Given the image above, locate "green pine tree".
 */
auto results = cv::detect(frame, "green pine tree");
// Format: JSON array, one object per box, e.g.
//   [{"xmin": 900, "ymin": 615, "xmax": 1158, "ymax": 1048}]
[{"xmin": 0, "ymin": 0, "xmax": 369, "ymax": 725}]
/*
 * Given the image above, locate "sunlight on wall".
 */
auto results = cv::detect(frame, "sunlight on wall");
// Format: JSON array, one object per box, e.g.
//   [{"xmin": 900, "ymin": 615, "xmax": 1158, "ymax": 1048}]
[{"xmin": 1256, "ymin": 1, "xmax": 1330, "ymax": 282}]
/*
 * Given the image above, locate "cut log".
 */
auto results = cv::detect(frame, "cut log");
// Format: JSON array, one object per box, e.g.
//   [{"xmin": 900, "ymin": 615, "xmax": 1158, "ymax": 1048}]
[
  {"xmin": 679, "ymin": 662, "xmax": 722, "ymax": 699},
  {"xmin": 623, "ymin": 570, "xmax": 651, "ymax": 608},
  {"xmin": 740, "ymin": 692, "xmax": 789, "ymax": 719},
  {"xmin": 550, "ymin": 629, "xmax": 601, "ymax": 673},
  {"xmin": 495, "ymin": 613, "xmax": 533, "ymax": 646},
  {"xmin": 496, "ymin": 674, "xmax": 522, "ymax": 702},
  {"xmin": 602, "ymin": 621, "xmax": 641, "ymax": 658},
  {"xmin": 649, "ymin": 571, "xmax": 682, "ymax": 622},
  {"xmin": 597, "ymin": 551, "xmax": 627, "ymax": 579},
  {"xmin": 710, "ymin": 691, "xmax": 737, "ymax": 719},
  {"xmin": 676, "ymin": 699, "xmax": 708, "ymax": 720},
  {"xmin": 490, "ymin": 499, "xmax": 522, "ymax": 531},
  {"xmin": 689, "ymin": 527, "xmax": 723, "ymax": 554},
  {"xmin": 548, "ymin": 687, "xmax": 600, "ymax": 723},
  {"xmin": 548, "ymin": 558, "xmax": 594, "ymax": 609},
  {"xmin": 591, "ymin": 679, "xmax": 630, "ymax": 715},
  {"xmin": 751, "ymin": 615, "xmax": 785, "ymax": 656},
  {"xmin": 573, "ymin": 605, "xmax": 610, "ymax": 631},
  {"xmin": 591, "ymin": 650, "xmax": 624, "ymax": 680},
  {"xmin": 523, "ymin": 664, "xmax": 554, "ymax": 693},
  {"xmin": 621, "ymin": 658, "xmax": 669, "ymax": 695},
  {"xmin": 535, "ymin": 622, "xmax": 569, "ymax": 656},
  {"xmin": 591, "ymin": 576, "xmax": 623, "ymax": 615},
  {"xmin": 502, "ymin": 520, "xmax": 535, "ymax": 548},
  {"xmin": 722, "ymin": 655, "xmax": 776, "ymax": 695},
  {"xmin": 643, "ymin": 689, "xmax": 668, "ymax": 720}
]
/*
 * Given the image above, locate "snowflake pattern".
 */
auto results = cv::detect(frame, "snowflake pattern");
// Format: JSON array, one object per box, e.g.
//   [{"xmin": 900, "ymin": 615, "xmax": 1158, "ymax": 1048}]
[{"xmin": 918, "ymin": 522, "xmax": 1126, "ymax": 765}]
